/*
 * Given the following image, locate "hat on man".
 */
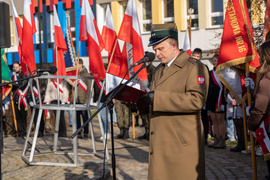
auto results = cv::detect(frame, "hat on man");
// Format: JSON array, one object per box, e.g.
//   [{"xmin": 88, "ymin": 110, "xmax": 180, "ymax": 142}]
[{"xmin": 148, "ymin": 23, "xmax": 178, "ymax": 47}]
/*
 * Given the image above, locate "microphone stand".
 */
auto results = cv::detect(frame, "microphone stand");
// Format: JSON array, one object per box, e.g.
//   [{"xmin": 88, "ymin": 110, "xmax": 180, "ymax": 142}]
[{"xmin": 71, "ymin": 62, "xmax": 148, "ymax": 180}]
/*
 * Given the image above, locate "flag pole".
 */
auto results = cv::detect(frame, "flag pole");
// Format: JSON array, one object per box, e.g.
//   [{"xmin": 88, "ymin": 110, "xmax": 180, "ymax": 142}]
[
  {"xmin": 75, "ymin": 41, "xmax": 81, "ymax": 77},
  {"xmin": 242, "ymin": 100, "xmax": 248, "ymax": 154},
  {"xmin": 245, "ymin": 62, "xmax": 257, "ymax": 180},
  {"xmin": 11, "ymin": 96, "xmax": 18, "ymax": 137},
  {"xmin": 132, "ymin": 113, "xmax": 135, "ymax": 140},
  {"xmin": 56, "ymin": 46, "xmax": 60, "ymax": 105},
  {"xmin": 106, "ymin": 39, "xmax": 118, "ymax": 73},
  {"xmin": 187, "ymin": 8, "xmax": 194, "ymax": 47}
]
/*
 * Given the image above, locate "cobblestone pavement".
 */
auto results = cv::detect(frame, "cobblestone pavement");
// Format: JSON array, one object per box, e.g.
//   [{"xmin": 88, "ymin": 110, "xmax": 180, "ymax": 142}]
[{"xmin": 1, "ymin": 117, "xmax": 268, "ymax": 180}]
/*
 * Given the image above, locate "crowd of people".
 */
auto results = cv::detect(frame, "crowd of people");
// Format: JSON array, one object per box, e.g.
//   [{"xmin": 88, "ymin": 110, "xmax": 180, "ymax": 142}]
[{"xmin": 2, "ymin": 22, "xmax": 270, "ymax": 179}]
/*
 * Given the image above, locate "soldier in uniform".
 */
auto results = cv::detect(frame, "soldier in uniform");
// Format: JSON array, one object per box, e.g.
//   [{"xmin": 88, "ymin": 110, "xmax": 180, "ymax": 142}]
[
  {"xmin": 141, "ymin": 23, "xmax": 209, "ymax": 179},
  {"xmin": 114, "ymin": 99, "xmax": 130, "ymax": 139}
]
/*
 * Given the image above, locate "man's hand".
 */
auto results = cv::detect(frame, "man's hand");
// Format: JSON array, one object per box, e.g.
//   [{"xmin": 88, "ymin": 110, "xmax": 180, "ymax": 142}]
[
  {"xmin": 244, "ymin": 77, "xmax": 255, "ymax": 91},
  {"xmin": 140, "ymin": 91, "xmax": 154, "ymax": 105}
]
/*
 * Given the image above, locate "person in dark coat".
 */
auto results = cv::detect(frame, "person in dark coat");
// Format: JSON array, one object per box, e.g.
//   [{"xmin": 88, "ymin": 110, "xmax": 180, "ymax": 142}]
[
  {"xmin": 11, "ymin": 62, "xmax": 28, "ymax": 136},
  {"xmin": 75, "ymin": 59, "xmax": 92, "ymax": 139}
]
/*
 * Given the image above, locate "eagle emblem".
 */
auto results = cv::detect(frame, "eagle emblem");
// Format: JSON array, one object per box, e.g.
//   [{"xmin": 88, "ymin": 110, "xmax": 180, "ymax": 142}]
[{"xmin": 198, "ymin": 76, "xmax": 205, "ymax": 85}]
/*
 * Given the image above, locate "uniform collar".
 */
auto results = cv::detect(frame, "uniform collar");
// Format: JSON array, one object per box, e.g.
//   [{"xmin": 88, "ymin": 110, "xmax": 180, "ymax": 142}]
[{"xmin": 171, "ymin": 50, "xmax": 191, "ymax": 68}]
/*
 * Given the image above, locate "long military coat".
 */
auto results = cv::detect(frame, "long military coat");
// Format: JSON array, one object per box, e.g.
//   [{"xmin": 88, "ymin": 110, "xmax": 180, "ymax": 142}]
[{"xmin": 148, "ymin": 51, "xmax": 209, "ymax": 180}]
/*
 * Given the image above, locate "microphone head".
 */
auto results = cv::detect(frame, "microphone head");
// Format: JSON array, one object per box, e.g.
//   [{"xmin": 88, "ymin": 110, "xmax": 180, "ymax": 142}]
[
  {"xmin": 49, "ymin": 66, "xmax": 57, "ymax": 74},
  {"xmin": 145, "ymin": 52, "xmax": 155, "ymax": 62}
]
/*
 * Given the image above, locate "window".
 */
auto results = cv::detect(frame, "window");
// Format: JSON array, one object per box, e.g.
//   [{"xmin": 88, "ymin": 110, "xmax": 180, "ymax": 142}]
[
  {"xmin": 35, "ymin": 14, "xmax": 44, "ymax": 44},
  {"xmin": 49, "ymin": 12, "xmax": 54, "ymax": 44},
  {"xmin": 210, "ymin": 0, "xmax": 223, "ymax": 27},
  {"xmin": 141, "ymin": 0, "xmax": 152, "ymax": 32},
  {"xmin": 186, "ymin": 0, "xmax": 199, "ymax": 29},
  {"xmin": 163, "ymin": 0, "xmax": 174, "ymax": 23}
]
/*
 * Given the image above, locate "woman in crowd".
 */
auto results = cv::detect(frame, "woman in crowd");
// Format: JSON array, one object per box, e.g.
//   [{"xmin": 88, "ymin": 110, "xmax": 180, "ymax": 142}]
[
  {"xmin": 207, "ymin": 54, "xmax": 227, "ymax": 149},
  {"xmin": 246, "ymin": 41, "xmax": 270, "ymax": 179}
]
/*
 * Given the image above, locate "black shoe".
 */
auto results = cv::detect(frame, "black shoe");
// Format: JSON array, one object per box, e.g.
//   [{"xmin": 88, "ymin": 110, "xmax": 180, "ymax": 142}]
[
  {"xmin": 78, "ymin": 134, "xmax": 83, "ymax": 139},
  {"xmin": 38, "ymin": 132, "xmax": 44, "ymax": 137},
  {"xmin": 83, "ymin": 133, "xmax": 88, "ymax": 139},
  {"xmin": 123, "ymin": 129, "xmax": 130, "ymax": 139},
  {"xmin": 115, "ymin": 129, "xmax": 124, "ymax": 139},
  {"xmin": 138, "ymin": 133, "xmax": 147, "ymax": 140},
  {"xmin": 140, "ymin": 124, "xmax": 144, "ymax": 128},
  {"xmin": 138, "ymin": 128, "xmax": 149, "ymax": 140},
  {"xmin": 230, "ymin": 144, "xmax": 245, "ymax": 152}
]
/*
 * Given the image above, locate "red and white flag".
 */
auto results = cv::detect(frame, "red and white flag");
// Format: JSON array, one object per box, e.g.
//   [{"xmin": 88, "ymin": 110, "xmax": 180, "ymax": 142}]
[
  {"xmin": 183, "ymin": 30, "xmax": 191, "ymax": 56},
  {"xmin": 79, "ymin": 0, "xmax": 105, "ymax": 89},
  {"xmin": 11, "ymin": 0, "xmax": 22, "ymax": 60},
  {"xmin": 216, "ymin": 0, "xmax": 260, "ymax": 104},
  {"xmin": 21, "ymin": 0, "xmax": 36, "ymax": 75},
  {"xmin": 11, "ymin": 0, "xmax": 27, "ymax": 75},
  {"xmin": 101, "ymin": 5, "xmax": 122, "ymax": 77},
  {"xmin": 253, "ymin": 115, "xmax": 270, "ymax": 158},
  {"xmin": 118, "ymin": 0, "xmax": 148, "ymax": 91},
  {"xmin": 54, "ymin": 5, "xmax": 67, "ymax": 83}
]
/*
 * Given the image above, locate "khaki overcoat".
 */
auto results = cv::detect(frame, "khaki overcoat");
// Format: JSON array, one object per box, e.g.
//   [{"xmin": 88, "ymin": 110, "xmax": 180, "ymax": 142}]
[{"xmin": 148, "ymin": 51, "xmax": 209, "ymax": 180}]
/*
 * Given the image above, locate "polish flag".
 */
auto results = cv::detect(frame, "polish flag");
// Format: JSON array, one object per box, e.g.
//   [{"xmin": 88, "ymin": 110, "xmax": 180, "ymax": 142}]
[
  {"xmin": 183, "ymin": 30, "xmax": 191, "ymax": 56},
  {"xmin": 79, "ymin": 0, "xmax": 105, "ymax": 89},
  {"xmin": 21, "ymin": 0, "xmax": 37, "ymax": 75},
  {"xmin": 54, "ymin": 5, "xmax": 67, "ymax": 83},
  {"xmin": 101, "ymin": 5, "xmax": 122, "ymax": 77},
  {"xmin": 118, "ymin": 0, "xmax": 148, "ymax": 91},
  {"xmin": 11, "ymin": 0, "xmax": 28, "ymax": 75},
  {"xmin": 11, "ymin": 0, "xmax": 22, "ymax": 59}
]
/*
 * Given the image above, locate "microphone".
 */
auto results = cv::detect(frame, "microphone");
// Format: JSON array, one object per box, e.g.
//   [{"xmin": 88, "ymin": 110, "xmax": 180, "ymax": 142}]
[
  {"xmin": 36, "ymin": 66, "xmax": 58, "ymax": 74},
  {"xmin": 130, "ymin": 52, "xmax": 155, "ymax": 67}
]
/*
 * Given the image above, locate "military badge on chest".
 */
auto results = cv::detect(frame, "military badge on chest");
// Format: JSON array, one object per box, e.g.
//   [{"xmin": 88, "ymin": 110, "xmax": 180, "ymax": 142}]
[{"xmin": 197, "ymin": 76, "xmax": 205, "ymax": 85}]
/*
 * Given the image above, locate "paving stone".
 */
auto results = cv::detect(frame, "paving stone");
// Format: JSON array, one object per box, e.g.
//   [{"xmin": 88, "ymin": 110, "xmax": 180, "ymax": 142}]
[{"xmin": 1, "ymin": 117, "xmax": 268, "ymax": 179}]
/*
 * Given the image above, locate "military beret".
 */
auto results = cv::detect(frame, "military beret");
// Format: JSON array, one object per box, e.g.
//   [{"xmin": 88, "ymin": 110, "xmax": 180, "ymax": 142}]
[{"xmin": 148, "ymin": 23, "xmax": 178, "ymax": 47}]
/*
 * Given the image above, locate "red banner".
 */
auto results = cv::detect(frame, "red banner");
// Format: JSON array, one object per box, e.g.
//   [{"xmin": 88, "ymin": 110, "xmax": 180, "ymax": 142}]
[{"xmin": 216, "ymin": 0, "xmax": 260, "ymax": 103}]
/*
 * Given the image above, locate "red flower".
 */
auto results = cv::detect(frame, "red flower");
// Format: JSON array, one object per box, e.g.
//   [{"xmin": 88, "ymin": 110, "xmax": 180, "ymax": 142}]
[{"xmin": 255, "ymin": 128, "xmax": 265, "ymax": 142}]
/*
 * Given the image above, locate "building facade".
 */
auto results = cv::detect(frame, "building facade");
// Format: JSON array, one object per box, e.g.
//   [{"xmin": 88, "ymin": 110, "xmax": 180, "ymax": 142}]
[{"xmin": 4, "ymin": 0, "xmax": 259, "ymax": 69}]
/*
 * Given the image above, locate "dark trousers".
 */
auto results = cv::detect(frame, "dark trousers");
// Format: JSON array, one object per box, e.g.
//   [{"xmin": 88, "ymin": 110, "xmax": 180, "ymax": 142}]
[
  {"xmin": 51, "ymin": 101, "xmax": 67, "ymax": 137},
  {"xmin": 31, "ymin": 107, "xmax": 44, "ymax": 134},
  {"xmin": 76, "ymin": 110, "xmax": 89, "ymax": 134},
  {"xmin": 201, "ymin": 109, "xmax": 209, "ymax": 140},
  {"xmin": 15, "ymin": 103, "xmax": 27, "ymax": 136}
]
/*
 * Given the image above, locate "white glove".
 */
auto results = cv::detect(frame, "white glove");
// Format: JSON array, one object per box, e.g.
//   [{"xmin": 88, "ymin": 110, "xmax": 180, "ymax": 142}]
[
  {"xmin": 29, "ymin": 101, "xmax": 34, "ymax": 107},
  {"xmin": 244, "ymin": 77, "xmax": 255, "ymax": 91},
  {"xmin": 246, "ymin": 106, "xmax": 251, "ymax": 116},
  {"xmin": 4, "ymin": 104, "xmax": 9, "ymax": 110}
]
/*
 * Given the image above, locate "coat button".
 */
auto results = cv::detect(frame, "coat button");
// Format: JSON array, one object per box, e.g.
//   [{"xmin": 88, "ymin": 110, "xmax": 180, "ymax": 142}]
[
  {"xmin": 151, "ymin": 131, "xmax": 154, "ymax": 135},
  {"xmin": 150, "ymin": 151, "xmax": 153, "ymax": 155}
]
